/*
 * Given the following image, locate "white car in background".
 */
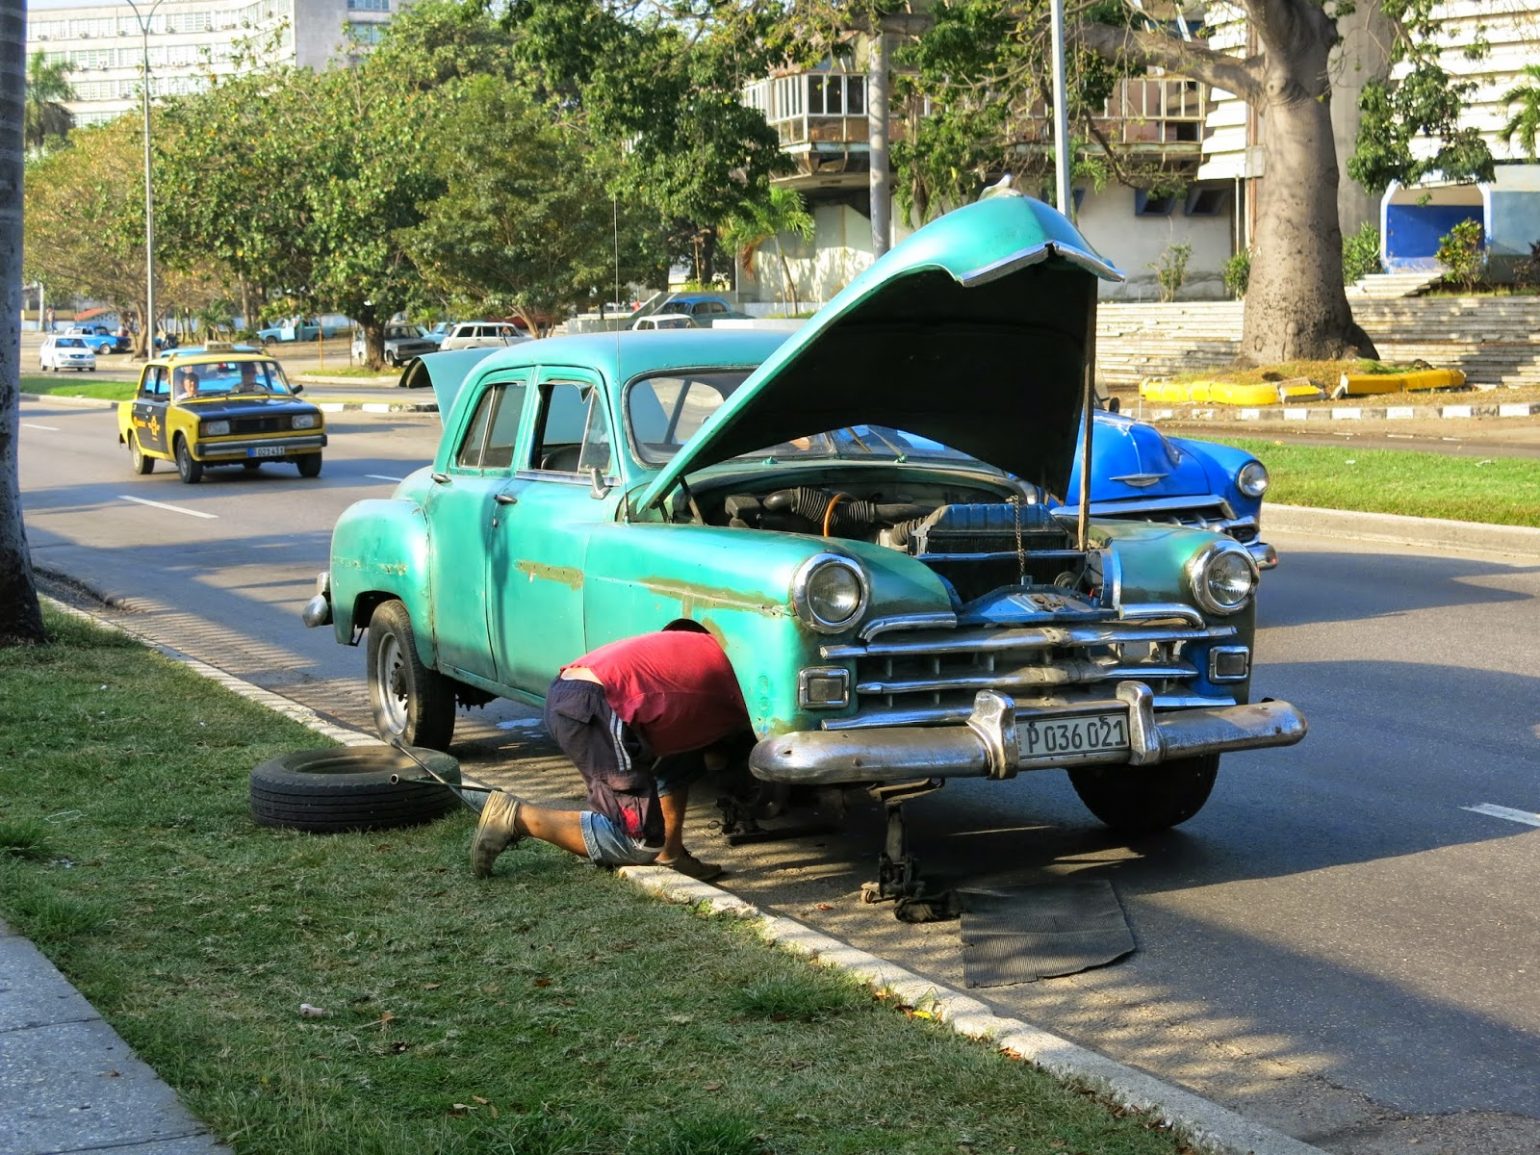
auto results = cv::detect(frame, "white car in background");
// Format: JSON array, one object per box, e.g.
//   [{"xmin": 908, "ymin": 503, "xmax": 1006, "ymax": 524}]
[
  {"xmin": 40, "ymin": 335, "xmax": 98, "ymax": 372},
  {"xmin": 631, "ymin": 313, "xmax": 698, "ymax": 331},
  {"xmin": 437, "ymin": 321, "xmax": 529, "ymax": 351}
]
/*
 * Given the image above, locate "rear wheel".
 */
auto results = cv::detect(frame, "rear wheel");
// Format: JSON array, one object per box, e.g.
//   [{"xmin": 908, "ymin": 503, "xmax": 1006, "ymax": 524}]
[
  {"xmin": 366, "ymin": 599, "xmax": 456, "ymax": 749},
  {"xmin": 297, "ymin": 453, "xmax": 322, "ymax": 479},
  {"xmin": 174, "ymin": 436, "xmax": 203, "ymax": 484},
  {"xmin": 1068, "ymin": 755, "xmax": 1219, "ymax": 835},
  {"xmin": 128, "ymin": 433, "xmax": 154, "ymax": 475}
]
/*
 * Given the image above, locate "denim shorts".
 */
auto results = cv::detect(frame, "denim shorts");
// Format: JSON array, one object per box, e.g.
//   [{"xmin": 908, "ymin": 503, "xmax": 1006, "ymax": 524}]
[{"xmin": 579, "ymin": 811, "xmax": 662, "ymax": 867}]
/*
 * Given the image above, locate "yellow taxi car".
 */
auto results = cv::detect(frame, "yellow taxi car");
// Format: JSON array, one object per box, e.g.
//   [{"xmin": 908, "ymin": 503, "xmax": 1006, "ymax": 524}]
[{"xmin": 116, "ymin": 344, "xmax": 326, "ymax": 483}]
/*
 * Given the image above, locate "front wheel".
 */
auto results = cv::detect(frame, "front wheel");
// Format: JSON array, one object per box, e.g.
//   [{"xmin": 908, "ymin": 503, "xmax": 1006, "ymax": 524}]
[
  {"xmin": 129, "ymin": 433, "xmax": 154, "ymax": 475},
  {"xmin": 175, "ymin": 436, "xmax": 203, "ymax": 484},
  {"xmin": 297, "ymin": 453, "xmax": 322, "ymax": 479},
  {"xmin": 366, "ymin": 599, "xmax": 456, "ymax": 749},
  {"xmin": 1068, "ymin": 755, "xmax": 1219, "ymax": 835}
]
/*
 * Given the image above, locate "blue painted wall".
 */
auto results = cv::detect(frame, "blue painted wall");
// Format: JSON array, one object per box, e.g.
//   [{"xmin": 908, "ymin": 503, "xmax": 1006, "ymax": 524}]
[{"xmin": 1385, "ymin": 204, "xmax": 1483, "ymax": 270}]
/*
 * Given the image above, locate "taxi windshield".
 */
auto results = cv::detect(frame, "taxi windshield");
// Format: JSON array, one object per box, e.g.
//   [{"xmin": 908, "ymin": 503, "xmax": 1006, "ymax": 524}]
[{"xmin": 184, "ymin": 360, "xmax": 294, "ymax": 397}]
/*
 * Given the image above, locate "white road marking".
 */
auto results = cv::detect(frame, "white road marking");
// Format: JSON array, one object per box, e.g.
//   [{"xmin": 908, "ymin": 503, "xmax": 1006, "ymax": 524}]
[
  {"xmin": 119, "ymin": 495, "xmax": 218, "ymax": 520},
  {"xmin": 22, "ymin": 422, "xmax": 60, "ymax": 431},
  {"xmin": 365, "ymin": 474, "xmax": 404, "ymax": 482},
  {"xmin": 1463, "ymin": 803, "xmax": 1540, "ymax": 828}
]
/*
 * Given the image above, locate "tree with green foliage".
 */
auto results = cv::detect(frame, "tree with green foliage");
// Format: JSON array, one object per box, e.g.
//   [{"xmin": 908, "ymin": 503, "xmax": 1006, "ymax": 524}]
[
  {"xmin": 23, "ymin": 121, "xmax": 161, "ymax": 355},
  {"xmin": 721, "ymin": 187, "xmax": 815, "ymax": 313},
  {"xmin": 1499, "ymin": 63, "xmax": 1540, "ymax": 163},
  {"xmin": 402, "ymin": 75, "xmax": 668, "ymax": 333},
  {"xmin": 3, "ymin": 9, "xmax": 47, "ymax": 644},
  {"xmin": 24, "ymin": 51, "xmax": 74, "ymax": 155},
  {"xmin": 507, "ymin": 0, "xmax": 789, "ymax": 285},
  {"xmin": 1348, "ymin": 0, "xmax": 1495, "ymax": 193}
]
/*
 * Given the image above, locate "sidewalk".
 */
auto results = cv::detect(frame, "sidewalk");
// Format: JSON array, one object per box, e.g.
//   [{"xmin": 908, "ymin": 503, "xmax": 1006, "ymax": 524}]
[{"xmin": 6, "ymin": 507, "xmax": 1535, "ymax": 1155}]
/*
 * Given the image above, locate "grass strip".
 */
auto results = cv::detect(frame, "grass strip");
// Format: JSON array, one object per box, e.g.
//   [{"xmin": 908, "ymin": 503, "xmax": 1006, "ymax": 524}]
[
  {"xmin": 1216, "ymin": 437, "xmax": 1540, "ymax": 527},
  {"xmin": 0, "ymin": 607, "xmax": 1186, "ymax": 1155},
  {"xmin": 21, "ymin": 374, "xmax": 134, "ymax": 401}
]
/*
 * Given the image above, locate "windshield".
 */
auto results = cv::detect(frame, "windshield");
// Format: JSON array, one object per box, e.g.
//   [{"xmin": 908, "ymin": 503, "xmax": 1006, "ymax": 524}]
[
  {"xmin": 181, "ymin": 360, "xmax": 295, "ymax": 397},
  {"xmin": 626, "ymin": 370, "xmax": 988, "ymax": 469}
]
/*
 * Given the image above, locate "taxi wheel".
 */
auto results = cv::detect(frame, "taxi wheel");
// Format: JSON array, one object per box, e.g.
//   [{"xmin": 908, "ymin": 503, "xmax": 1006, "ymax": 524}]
[
  {"xmin": 366, "ymin": 599, "xmax": 456, "ymax": 750},
  {"xmin": 175, "ymin": 437, "xmax": 203, "ymax": 484},
  {"xmin": 297, "ymin": 454, "xmax": 323, "ymax": 479},
  {"xmin": 243, "ymin": 461, "xmax": 261, "ymax": 471},
  {"xmin": 128, "ymin": 434, "xmax": 154, "ymax": 475},
  {"xmin": 250, "ymin": 746, "xmax": 461, "ymax": 833},
  {"xmin": 1067, "ymin": 754, "xmax": 1218, "ymax": 835}
]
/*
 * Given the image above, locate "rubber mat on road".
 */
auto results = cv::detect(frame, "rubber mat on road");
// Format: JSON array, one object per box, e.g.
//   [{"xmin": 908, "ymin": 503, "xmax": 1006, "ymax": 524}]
[{"xmin": 959, "ymin": 879, "xmax": 1133, "ymax": 988}]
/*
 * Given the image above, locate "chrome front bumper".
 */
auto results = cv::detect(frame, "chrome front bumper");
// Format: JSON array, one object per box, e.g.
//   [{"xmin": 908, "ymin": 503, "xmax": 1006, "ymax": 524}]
[
  {"xmin": 196, "ymin": 433, "xmax": 327, "ymax": 460},
  {"xmin": 750, "ymin": 681, "xmax": 1307, "ymax": 786}
]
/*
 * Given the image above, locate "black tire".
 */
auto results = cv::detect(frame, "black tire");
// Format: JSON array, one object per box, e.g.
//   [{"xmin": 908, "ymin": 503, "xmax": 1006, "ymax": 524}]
[
  {"xmin": 243, "ymin": 461, "xmax": 262, "ymax": 471},
  {"xmin": 367, "ymin": 599, "xmax": 456, "ymax": 749},
  {"xmin": 250, "ymin": 746, "xmax": 461, "ymax": 833},
  {"xmin": 175, "ymin": 436, "xmax": 203, "ymax": 484},
  {"xmin": 297, "ymin": 453, "xmax": 322, "ymax": 479},
  {"xmin": 1068, "ymin": 755, "xmax": 1219, "ymax": 835},
  {"xmin": 129, "ymin": 433, "xmax": 154, "ymax": 475}
]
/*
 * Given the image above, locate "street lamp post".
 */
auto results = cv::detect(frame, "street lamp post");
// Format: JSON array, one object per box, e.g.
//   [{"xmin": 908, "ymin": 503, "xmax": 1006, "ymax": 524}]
[{"xmin": 123, "ymin": 0, "xmax": 165, "ymax": 356}]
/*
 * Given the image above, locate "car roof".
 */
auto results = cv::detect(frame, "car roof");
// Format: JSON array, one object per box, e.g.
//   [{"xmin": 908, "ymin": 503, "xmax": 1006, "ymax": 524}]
[{"xmin": 153, "ymin": 344, "xmax": 271, "ymax": 367}]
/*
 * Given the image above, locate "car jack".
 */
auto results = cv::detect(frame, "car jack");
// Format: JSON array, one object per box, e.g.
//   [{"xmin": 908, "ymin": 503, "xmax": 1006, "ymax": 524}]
[{"xmin": 859, "ymin": 780, "xmax": 959, "ymax": 923}]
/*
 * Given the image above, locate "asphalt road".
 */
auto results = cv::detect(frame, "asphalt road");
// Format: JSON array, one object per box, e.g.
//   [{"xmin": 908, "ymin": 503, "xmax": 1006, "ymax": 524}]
[{"xmin": 16, "ymin": 395, "xmax": 1540, "ymax": 1155}]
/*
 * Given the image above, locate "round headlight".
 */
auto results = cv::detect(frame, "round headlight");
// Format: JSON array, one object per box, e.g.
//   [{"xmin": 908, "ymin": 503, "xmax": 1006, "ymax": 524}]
[
  {"xmin": 792, "ymin": 554, "xmax": 868, "ymax": 633},
  {"xmin": 1187, "ymin": 543, "xmax": 1258, "ymax": 616},
  {"xmin": 203, "ymin": 420, "xmax": 231, "ymax": 436},
  {"xmin": 1237, "ymin": 460, "xmax": 1269, "ymax": 498}
]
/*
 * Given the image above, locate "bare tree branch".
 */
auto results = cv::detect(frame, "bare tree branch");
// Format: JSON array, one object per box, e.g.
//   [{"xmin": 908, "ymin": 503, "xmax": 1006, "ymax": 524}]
[{"xmin": 1074, "ymin": 20, "xmax": 1263, "ymax": 102}]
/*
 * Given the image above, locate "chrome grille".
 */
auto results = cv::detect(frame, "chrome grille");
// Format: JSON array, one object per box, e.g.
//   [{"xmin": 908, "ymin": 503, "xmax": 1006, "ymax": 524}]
[{"xmin": 821, "ymin": 615, "xmax": 1237, "ymax": 730}]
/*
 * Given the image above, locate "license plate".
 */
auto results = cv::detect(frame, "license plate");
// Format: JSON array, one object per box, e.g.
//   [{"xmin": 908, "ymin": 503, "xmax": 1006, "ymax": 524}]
[
  {"xmin": 249, "ymin": 446, "xmax": 286, "ymax": 458},
  {"xmin": 1020, "ymin": 711, "xmax": 1129, "ymax": 758}
]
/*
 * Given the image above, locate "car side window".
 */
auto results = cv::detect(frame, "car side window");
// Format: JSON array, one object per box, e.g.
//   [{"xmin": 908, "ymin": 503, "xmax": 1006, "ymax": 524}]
[
  {"xmin": 532, "ymin": 380, "xmax": 609, "ymax": 475},
  {"xmin": 455, "ymin": 381, "xmax": 527, "ymax": 470},
  {"xmin": 140, "ymin": 367, "xmax": 168, "ymax": 398}
]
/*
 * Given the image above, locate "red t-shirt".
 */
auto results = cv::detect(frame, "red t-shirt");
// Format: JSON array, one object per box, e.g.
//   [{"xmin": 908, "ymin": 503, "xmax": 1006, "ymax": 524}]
[{"xmin": 565, "ymin": 631, "xmax": 748, "ymax": 756}]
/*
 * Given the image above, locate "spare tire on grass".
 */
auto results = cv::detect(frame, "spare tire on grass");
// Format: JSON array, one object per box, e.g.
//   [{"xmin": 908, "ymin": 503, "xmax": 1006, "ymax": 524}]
[{"xmin": 251, "ymin": 746, "xmax": 462, "ymax": 833}]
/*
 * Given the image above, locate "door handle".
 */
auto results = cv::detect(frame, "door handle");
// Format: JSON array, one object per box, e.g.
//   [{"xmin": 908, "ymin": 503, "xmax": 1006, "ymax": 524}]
[{"xmin": 495, "ymin": 493, "xmax": 518, "ymax": 505}]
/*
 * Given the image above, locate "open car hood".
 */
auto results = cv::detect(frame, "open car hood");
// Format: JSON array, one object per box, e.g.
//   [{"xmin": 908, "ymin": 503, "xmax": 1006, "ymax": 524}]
[
  {"xmin": 399, "ymin": 347, "xmax": 503, "ymax": 419},
  {"xmin": 635, "ymin": 194, "xmax": 1123, "ymax": 513}
]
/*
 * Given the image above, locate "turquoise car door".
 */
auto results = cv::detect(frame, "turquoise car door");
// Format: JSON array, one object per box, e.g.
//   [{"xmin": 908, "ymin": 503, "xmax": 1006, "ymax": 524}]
[
  {"xmin": 424, "ymin": 371, "xmax": 530, "ymax": 682},
  {"xmin": 488, "ymin": 369, "xmax": 623, "ymax": 690}
]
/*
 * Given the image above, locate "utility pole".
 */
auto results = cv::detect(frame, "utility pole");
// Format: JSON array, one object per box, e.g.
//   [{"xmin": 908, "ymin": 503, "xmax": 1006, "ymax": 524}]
[{"xmin": 124, "ymin": 0, "xmax": 166, "ymax": 357}]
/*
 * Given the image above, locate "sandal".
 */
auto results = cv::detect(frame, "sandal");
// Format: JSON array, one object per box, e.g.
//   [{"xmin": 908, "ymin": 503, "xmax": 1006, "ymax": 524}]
[{"xmin": 657, "ymin": 852, "xmax": 724, "ymax": 882}]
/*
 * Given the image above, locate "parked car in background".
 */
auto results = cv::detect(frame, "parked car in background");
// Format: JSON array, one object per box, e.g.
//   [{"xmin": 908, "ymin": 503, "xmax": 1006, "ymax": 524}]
[
  {"xmin": 424, "ymin": 322, "xmax": 457, "ymax": 347},
  {"xmin": 116, "ymin": 343, "xmax": 326, "ymax": 483},
  {"xmin": 632, "ymin": 313, "xmax": 698, "ymax": 331},
  {"xmin": 63, "ymin": 326, "xmax": 125, "ymax": 355},
  {"xmin": 305, "ymin": 194, "xmax": 1305, "ymax": 894},
  {"xmin": 39, "ymin": 335, "xmax": 97, "ymax": 372},
  {"xmin": 653, "ymin": 293, "xmax": 751, "ymax": 326},
  {"xmin": 437, "ymin": 321, "xmax": 529, "ymax": 351},
  {"xmin": 257, "ymin": 316, "xmax": 351, "ymax": 343},
  {"xmin": 351, "ymin": 324, "xmax": 440, "ymax": 367}
]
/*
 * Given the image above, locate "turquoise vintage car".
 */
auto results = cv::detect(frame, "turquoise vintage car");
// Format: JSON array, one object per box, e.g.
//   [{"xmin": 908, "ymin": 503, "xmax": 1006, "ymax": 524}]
[{"xmin": 304, "ymin": 194, "xmax": 1305, "ymax": 895}]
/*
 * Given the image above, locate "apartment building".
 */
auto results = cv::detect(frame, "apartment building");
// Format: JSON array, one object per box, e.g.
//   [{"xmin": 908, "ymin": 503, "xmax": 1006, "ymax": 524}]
[{"xmin": 27, "ymin": 0, "xmax": 399, "ymax": 127}]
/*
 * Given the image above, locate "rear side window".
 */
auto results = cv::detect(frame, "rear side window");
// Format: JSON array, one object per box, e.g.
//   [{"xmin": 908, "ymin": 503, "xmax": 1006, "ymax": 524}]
[{"xmin": 454, "ymin": 381, "xmax": 527, "ymax": 470}]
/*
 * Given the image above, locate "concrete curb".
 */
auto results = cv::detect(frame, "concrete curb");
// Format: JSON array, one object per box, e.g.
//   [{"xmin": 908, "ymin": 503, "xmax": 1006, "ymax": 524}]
[
  {"xmin": 28, "ymin": 591, "xmax": 1329, "ymax": 1155},
  {"xmin": 1267, "ymin": 503, "xmax": 1540, "ymax": 559},
  {"xmin": 1138, "ymin": 399, "xmax": 1540, "ymax": 423}
]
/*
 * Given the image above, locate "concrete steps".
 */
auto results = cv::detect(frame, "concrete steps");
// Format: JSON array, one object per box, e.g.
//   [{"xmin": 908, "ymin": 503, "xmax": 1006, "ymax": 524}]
[
  {"xmin": 1345, "ymin": 268, "xmax": 1446, "ymax": 299},
  {"xmin": 1095, "ymin": 296, "xmax": 1540, "ymax": 389}
]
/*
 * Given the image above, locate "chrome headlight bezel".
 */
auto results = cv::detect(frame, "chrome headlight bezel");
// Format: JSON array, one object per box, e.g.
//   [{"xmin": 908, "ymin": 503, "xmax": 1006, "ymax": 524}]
[
  {"xmin": 1185, "ymin": 541, "xmax": 1258, "ymax": 616},
  {"xmin": 791, "ymin": 553, "xmax": 868, "ymax": 634},
  {"xmin": 1236, "ymin": 460, "xmax": 1269, "ymax": 498},
  {"xmin": 203, "ymin": 419, "xmax": 231, "ymax": 437}
]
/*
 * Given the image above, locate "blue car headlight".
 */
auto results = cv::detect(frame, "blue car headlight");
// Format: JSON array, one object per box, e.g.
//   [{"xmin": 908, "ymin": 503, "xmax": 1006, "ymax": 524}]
[{"xmin": 1237, "ymin": 460, "xmax": 1269, "ymax": 498}]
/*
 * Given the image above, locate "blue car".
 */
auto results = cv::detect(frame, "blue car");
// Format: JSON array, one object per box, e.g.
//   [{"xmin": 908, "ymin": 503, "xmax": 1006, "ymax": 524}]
[
  {"xmin": 1067, "ymin": 410, "xmax": 1275, "ymax": 569},
  {"xmin": 64, "ymin": 326, "xmax": 126, "ymax": 354}
]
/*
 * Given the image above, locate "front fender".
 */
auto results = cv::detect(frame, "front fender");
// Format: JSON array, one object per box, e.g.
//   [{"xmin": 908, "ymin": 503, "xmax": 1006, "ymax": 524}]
[{"xmin": 327, "ymin": 499, "xmax": 434, "ymax": 655}]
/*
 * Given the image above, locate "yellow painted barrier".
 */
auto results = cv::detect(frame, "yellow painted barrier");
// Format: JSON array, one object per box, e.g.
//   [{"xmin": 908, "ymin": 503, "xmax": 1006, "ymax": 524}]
[
  {"xmin": 1138, "ymin": 377, "xmax": 1326, "ymax": 406},
  {"xmin": 1332, "ymin": 367, "xmax": 1466, "ymax": 399}
]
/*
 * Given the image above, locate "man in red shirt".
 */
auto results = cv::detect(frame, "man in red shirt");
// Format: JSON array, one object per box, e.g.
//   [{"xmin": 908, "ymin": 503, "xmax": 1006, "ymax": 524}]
[{"xmin": 471, "ymin": 623, "xmax": 751, "ymax": 882}]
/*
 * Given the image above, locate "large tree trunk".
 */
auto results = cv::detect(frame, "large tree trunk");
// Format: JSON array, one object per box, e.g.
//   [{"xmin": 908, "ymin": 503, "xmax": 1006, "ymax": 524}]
[
  {"xmin": 1, "ymin": 6, "xmax": 48, "ymax": 645},
  {"xmin": 1242, "ymin": 3, "xmax": 1377, "ymax": 363},
  {"xmin": 1077, "ymin": 0, "xmax": 1377, "ymax": 364}
]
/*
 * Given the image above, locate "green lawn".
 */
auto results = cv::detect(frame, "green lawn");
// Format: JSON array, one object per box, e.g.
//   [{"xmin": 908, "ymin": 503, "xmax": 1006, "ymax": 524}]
[
  {"xmin": 1215, "ymin": 437, "xmax": 1540, "ymax": 527},
  {"xmin": 21, "ymin": 373, "xmax": 135, "ymax": 401},
  {"xmin": 0, "ymin": 607, "xmax": 1187, "ymax": 1155}
]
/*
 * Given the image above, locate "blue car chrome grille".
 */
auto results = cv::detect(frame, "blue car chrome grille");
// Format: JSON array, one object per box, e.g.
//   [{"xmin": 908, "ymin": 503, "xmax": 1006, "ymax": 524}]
[{"xmin": 819, "ymin": 616, "xmax": 1238, "ymax": 729}]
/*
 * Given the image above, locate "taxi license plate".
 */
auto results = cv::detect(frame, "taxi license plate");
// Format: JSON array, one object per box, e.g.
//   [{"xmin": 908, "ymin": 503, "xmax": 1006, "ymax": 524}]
[
  {"xmin": 1020, "ymin": 712, "xmax": 1129, "ymax": 757},
  {"xmin": 249, "ymin": 447, "xmax": 286, "ymax": 458}
]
